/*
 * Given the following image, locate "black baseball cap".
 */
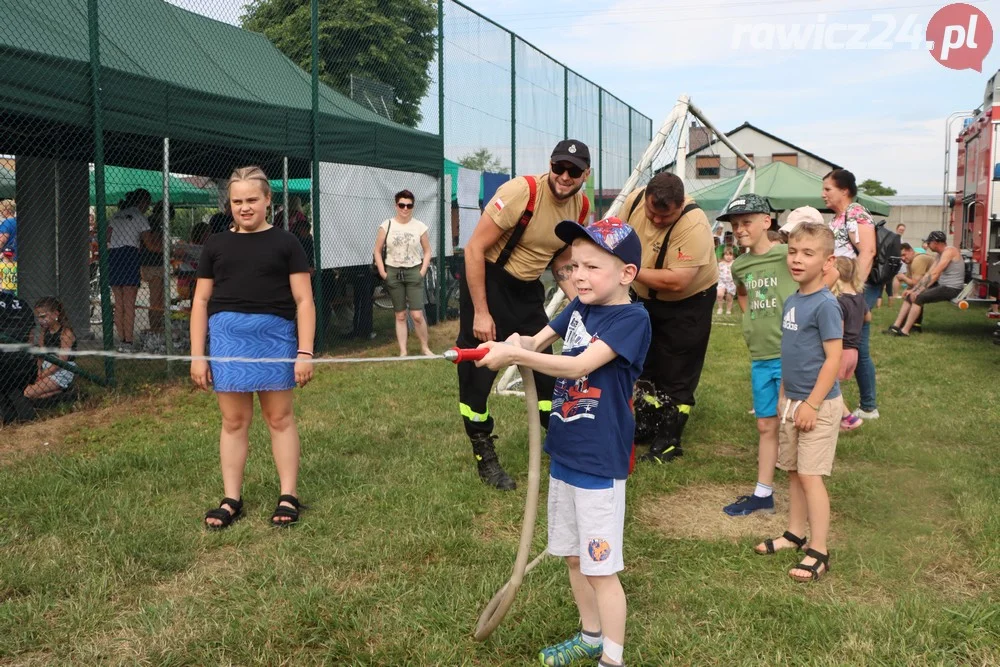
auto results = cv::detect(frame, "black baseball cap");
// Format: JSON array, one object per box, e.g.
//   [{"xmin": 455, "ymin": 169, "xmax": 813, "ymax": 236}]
[
  {"xmin": 551, "ymin": 139, "xmax": 591, "ymax": 171},
  {"xmin": 716, "ymin": 193, "xmax": 772, "ymax": 222},
  {"xmin": 924, "ymin": 230, "xmax": 947, "ymax": 244}
]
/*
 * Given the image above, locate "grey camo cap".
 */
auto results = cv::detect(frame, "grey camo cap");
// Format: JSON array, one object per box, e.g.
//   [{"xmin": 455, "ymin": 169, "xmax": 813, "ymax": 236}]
[{"xmin": 716, "ymin": 193, "xmax": 772, "ymax": 221}]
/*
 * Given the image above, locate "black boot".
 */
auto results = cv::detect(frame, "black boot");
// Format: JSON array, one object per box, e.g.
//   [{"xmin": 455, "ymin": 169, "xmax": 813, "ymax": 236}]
[
  {"xmin": 641, "ymin": 407, "xmax": 688, "ymax": 464},
  {"xmin": 470, "ymin": 434, "xmax": 516, "ymax": 491}
]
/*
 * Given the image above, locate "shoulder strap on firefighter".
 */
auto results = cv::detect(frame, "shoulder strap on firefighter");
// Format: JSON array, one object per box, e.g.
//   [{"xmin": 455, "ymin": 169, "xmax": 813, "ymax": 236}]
[
  {"xmin": 495, "ymin": 175, "xmax": 538, "ymax": 270},
  {"xmin": 579, "ymin": 194, "xmax": 590, "ymax": 224},
  {"xmin": 647, "ymin": 202, "xmax": 701, "ymax": 300},
  {"xmin": 626, "ymin": 188, "xmax": 645, "ymax": 222}
]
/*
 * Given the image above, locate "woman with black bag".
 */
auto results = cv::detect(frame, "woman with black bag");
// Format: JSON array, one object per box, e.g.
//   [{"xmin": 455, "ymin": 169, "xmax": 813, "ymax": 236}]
[{"xmin": 372, "ymin": 190, "xmax": 433, "ymax": 357}]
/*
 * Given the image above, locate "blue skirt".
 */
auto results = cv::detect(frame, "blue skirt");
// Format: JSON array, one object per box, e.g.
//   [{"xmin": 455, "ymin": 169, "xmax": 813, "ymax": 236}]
[
  {"xmin": 208, "ymin": 312, "xmax": 296, "ymax": 393},
  {"xmin": 109, "ymin": 246, "xmax": 140, "ymax": 287}
]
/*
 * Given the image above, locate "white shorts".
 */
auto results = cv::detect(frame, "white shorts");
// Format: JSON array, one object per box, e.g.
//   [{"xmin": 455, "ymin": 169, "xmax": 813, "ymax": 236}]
[
  {"xmin": 547, "ymin": 475, "xmax": 627, "ymax": 576},
  {"xmin": 41, "ymin": 361, "xmax": 75, "ymax": 389}
]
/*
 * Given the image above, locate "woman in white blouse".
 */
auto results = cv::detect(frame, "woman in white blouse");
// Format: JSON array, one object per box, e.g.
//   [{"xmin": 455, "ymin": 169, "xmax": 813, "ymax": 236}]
[{"xmin": 373, "ymin": 190, "xmax": 433, "ymax": 357}]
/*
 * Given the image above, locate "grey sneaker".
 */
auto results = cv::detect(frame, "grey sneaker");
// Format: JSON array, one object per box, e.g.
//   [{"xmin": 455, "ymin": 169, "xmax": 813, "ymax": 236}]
[{"xmin": 853, "ymin": 408, "xmax": 880, "ymax": 420}]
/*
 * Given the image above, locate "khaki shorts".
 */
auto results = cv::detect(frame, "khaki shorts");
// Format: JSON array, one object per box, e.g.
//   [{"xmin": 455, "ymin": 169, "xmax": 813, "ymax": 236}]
[
  {"xmin": 384, "ymin": 265, "xmax": 424, "ymax": 312},
  {"xmin": 777, "ymin": 393, "xmax": 840, "ymax": 476}
]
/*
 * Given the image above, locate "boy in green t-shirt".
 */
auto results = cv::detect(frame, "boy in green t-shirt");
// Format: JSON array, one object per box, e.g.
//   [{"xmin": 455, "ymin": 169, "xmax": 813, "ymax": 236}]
[{"xmin": 716, "ymin": 196, "xmax": 801, "ymax": 516}]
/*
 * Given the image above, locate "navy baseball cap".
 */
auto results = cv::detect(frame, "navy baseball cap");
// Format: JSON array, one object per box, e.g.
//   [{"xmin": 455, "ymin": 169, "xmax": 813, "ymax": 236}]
[
  {"xmin": 556, "ymin": 217, "xmax": 642, "ymax": 267},
  {"xmin": 551, "ymin": 139, "xmax": 591, "ymax": 170}
]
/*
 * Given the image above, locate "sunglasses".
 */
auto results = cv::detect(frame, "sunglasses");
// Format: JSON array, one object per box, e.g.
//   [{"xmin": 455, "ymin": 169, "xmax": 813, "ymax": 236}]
[
  {"xmin": 397, "ymin": 202, "xmax": 414, "ymax": 209},
  {"xmin": 550, "ymin": 162, "xmax": 586, "ymax": 179}
]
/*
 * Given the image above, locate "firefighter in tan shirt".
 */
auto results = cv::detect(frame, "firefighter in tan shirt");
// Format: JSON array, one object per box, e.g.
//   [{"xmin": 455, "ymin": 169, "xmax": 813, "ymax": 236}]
[
  {"xmin": 621, "ymin": 172, "xmax": 719, "ymax": 463},
  {"xmin": 458, "ymin": 140, "xmax": 591, "ymax": 490}
]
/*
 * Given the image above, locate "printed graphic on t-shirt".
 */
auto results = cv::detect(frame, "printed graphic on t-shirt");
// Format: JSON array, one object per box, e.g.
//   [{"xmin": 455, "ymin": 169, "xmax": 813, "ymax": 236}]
[
  {"xmin": 744, "ymin": 270, "xmax": 781, "ymax": 321},
  {"xmin": 387, "ymin": 230, "xmax": 422, "ymax": 266},
  {"xmin": 552, "ymin": 310, "xmax": 602, "ymax": 423},
  {"xmin": 782, "ymin": 306, "xmax": 798, "ymax": 332}
]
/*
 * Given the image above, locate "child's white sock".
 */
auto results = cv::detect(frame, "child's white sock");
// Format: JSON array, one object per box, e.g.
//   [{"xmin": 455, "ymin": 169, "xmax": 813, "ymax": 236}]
[
  {"xmin": 581, "ymin": 629, "xmax": 603, "ymax": 646},
  {"xmin": 602, "ymin": 638, "xmax": 624, "ymax": 664},
  {"xmin": 753, "ymin": 482, "xmax": 773, "ymax": 498}
]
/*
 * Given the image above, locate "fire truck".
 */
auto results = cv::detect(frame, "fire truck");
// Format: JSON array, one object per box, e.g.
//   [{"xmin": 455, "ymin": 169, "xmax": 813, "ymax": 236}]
[{"xmin": 949, "ymin": 69, "xmax": 1000, "ymax": 304}]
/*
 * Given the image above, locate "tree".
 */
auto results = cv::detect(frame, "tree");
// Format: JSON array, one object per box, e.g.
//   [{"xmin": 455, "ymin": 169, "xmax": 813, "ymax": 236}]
[
  {"xmin": 458, "ymin": 148, "xmax": 508, "ymax": 174},
  {"xmin": 241, "ymin": 0, "xmax": 436, "ymax": 128},
  {"xmin": 858, "ymin": 179, "xmax": 897, "ymax": 196}
]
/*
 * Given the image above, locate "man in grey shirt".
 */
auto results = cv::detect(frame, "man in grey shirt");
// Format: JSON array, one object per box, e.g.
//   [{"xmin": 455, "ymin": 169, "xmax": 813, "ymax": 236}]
[{"xmin": 888, "ymin": 231, "xmax": 965, "ymax": 336}]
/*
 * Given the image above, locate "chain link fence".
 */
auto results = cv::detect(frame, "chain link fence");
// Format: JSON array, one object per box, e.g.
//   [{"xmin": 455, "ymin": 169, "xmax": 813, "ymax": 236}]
[{"xmin": 0, "ymin": 0, "xmax": 651, "ymax": 423}]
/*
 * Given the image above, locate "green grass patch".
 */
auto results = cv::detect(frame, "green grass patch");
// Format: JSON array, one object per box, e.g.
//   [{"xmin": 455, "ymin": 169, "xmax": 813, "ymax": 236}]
[{"xmin": 1, "ymin": 303, "xmax": 998, "ymax": 664}]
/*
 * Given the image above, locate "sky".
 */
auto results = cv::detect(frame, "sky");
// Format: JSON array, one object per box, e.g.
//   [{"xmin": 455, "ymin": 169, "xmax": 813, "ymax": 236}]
[
  {"xmin": 456, "ymin": 0, "xmax": 1000, "ymax": 195},
  {"xmin": 168, "ymin": 0, "xmax": 1000, "ymax": 196}
]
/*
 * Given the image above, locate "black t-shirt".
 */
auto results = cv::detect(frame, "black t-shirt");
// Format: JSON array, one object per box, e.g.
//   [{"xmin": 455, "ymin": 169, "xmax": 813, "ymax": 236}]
[
  {"xmin": 139, "ymin": 222, "xmax": 162, "ymax": 267},
  {"xmin": 296, "ymin": 234, "xmax": 315, "ymax": 268},
  {"xmin": 197, "ymin": 226, "xmax": 311, "ymax": 321},
  {"xmin": 837, "ymin": 292, "xmax": 867, "ymax": 351}
]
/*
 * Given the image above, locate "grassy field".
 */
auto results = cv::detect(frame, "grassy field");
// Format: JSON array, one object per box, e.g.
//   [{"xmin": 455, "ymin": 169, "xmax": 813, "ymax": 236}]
[{"xmin": 1, "ymin": 303, "xmax": 998, "ymax": 665}]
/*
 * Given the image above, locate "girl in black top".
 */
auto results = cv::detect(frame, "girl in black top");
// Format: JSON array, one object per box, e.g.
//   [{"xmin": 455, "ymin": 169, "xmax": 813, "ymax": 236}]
[
  {"xmin": 190, "ymin": 166, "xmax": 316, "ymax": 529},
  {"xmin": 24, "ymin": 297, "xmax": 77, "ymax": 400}
]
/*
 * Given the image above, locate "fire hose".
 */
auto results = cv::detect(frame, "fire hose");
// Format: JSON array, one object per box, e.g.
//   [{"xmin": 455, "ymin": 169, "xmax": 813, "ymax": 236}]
[{"xmin": 444, "ymin": 347, "xmax": 547, "ymax": 641}]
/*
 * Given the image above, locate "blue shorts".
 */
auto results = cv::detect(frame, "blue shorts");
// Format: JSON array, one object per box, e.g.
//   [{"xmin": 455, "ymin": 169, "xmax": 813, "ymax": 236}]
[{"xmin": 750, "ymin": 358, "xmax": 782, "ymax": 418}]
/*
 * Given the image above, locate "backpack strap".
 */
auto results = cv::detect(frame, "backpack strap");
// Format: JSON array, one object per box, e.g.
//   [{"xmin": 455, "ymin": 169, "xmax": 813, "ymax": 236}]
[
  {"xmin": 579, "ymin": 193, "xmax": 590, "ymax": 224},
  {"xmin": 647, "ymin": 202, "xmax": 701, "ymax": 301},
  {"xmin": 495, "ymin": 175, "xmax": 538, "ymax": 270}
]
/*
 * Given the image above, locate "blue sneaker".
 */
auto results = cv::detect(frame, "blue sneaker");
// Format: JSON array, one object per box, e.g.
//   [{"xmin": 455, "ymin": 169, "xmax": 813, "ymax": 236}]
[
  {"xmin": 539, "ymin": 633, "xmax": 603, "ymax": 666},
  {"xmin": 723, "ymin": 494, "xmax": 775, "ymax": 517}
]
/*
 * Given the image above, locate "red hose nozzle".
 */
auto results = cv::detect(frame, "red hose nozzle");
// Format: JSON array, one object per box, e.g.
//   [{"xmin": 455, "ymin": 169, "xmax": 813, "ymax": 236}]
[{"xmin": 444, "ymin": 347, "xmax": 489, "ymax": 363}]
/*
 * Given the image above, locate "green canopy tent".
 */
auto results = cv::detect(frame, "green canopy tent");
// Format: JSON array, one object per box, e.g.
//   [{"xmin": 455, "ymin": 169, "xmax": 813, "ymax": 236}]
[
  {"xmin": 269, "ymin": 179, "xmax": 312, "ymax": 202},
  {"xmin": 690, "ymin": 161, "xmax": 891, "ymax": 217},
  {"xmin": 0, "ymin": 0, "xmax": 441, "ymax": 178},
  {"xmin": 93, "ymin": 166, "xmax": 219, "ymax": 207}
]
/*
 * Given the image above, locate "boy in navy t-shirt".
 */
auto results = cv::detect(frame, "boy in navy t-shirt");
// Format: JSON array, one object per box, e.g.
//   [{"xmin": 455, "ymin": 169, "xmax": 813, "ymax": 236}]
[
  {"xmin": 754, "ymin": 222, "xmax": 842, "ymax": 584},
  {"xmin": 477, "ymin": 217, "xmax": 651, "ymax": 667}
]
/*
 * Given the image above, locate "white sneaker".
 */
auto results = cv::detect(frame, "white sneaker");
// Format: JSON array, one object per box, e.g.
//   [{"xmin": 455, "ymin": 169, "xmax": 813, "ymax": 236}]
[{"xmin": 853, "ymin": 408, "xmax": 880, "ymax": 420}]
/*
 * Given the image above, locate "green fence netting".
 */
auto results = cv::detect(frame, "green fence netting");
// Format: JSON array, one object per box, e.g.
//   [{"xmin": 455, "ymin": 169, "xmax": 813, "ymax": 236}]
[{"xmin": 0, "ymin": 0, "xmax": 650, "ymax": 423}]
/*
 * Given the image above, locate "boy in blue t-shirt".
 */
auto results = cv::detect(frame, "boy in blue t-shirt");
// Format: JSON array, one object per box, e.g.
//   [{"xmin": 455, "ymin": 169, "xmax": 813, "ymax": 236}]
[
  {"xmin": 478, "ymin": 217, "xmax": 651, "ymax": 667},
  {"xmin": 754, "ymin": 222, "xmax": 842, "ymax": 583}
]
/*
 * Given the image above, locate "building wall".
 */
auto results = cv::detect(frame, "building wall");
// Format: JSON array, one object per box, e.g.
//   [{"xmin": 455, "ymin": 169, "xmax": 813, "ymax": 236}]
[
  {"xmin": 886, "ymin": 204, "xmax": 947, "ymax": 248},
  {"xmin": 683, "ymin": 127, "xmax": 834, "ymax": 190}
]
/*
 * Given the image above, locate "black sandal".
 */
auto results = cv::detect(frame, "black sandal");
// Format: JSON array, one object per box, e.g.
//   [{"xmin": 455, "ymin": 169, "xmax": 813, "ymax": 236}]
[
  {"xmin": 204, "ymin": 497, "xmax": 243, "ymax": 530},
  {"xmin": 271, "ymin": 494, "xmax": 306, "ymax": 527},
  {"xmin": 755, "ymin": 530, "xmax": 806, "ymax": 555},
  {"xmin": 789, "ymin": 548, "xmax": 831, "ymax": 582}
]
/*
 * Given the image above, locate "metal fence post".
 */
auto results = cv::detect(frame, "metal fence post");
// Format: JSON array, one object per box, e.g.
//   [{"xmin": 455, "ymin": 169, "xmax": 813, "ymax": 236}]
[
  {"xmin": 310, "ymin": 0, "xmax": 325, "ymax": 351},
  {"xmin": 88, "ymin": 0, "xmax": 114, "ymax": 384},
  {"xmin": 628, "ymin": 112, "xmax": 633, "ymax": 172},
  {"xmin": 438, "ymin": 0, "xmax": 446, "ymax": 321},
  {"xmin": 563, "ymin": 68, "xmax": 568, "ymax": 140},
  {"xmin": 283, "ymin": 156, "xmax": 289, "ymax": 230},
  {"xmin": 162, "ymin": 137, "xmax": 173, "ymax": 376},
  {"xmin": 510, "ymin": 33, "xmax": 516, "ymax": 178},
  {"xmin": 598, "ymin": 89, "xmax": 603, "ymax": 217}
]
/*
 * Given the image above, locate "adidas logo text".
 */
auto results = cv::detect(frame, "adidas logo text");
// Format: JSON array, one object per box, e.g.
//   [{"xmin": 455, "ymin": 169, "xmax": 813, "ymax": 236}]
[{"xmin": 782, "ymin": 306, "xmax": 798, "ymax": 331}]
